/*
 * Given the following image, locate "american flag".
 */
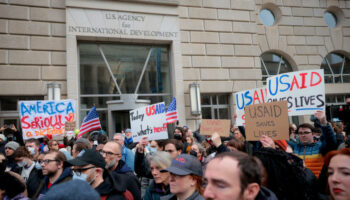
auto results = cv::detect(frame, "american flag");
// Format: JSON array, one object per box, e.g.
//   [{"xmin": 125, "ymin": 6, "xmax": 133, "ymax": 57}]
[
  {"xmin": 77, "ymin": 106, "xmax": 101, "ymax": 138},
  {"xmin": 166, "ymin": 97, "xmax": 178, "ymax": 124}
]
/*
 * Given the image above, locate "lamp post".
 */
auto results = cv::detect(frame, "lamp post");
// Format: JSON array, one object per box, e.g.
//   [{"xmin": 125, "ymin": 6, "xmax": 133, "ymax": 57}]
[
  {"xmin": 47, "ymin": 82, "xmax": 61, "ymax": 100},
  {"xmin": 189, "ymin": 82, "xmax": 201, "ymax": 115}
]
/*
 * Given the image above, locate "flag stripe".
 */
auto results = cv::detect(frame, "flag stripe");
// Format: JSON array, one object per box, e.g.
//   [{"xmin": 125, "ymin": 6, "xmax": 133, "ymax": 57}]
[
  {"xmin": 78, "ymin": 106, "xmax": 101, "ymax": 139},
  {"xmin": 166, "ymin": 97, "xmax": 178, "ymax": 124}
]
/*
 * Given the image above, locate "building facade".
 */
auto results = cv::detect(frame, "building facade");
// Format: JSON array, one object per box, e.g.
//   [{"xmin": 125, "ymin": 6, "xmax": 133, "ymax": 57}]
[{"xmin": 1, "ymin": 0, "xmax": 350, "ymax": 136}]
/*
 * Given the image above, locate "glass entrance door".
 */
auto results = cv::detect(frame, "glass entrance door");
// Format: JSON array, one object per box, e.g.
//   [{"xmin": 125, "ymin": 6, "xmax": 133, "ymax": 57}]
[{"xmin": 113, "ymin": 110, "xmax": 130, "ymax": 133}]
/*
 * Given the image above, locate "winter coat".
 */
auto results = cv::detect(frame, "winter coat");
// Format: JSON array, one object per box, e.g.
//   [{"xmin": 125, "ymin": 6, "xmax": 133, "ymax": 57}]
[
  {"xmin": 255, "ymin": 186, "xmax": 278, "ymax": 200},
  {"xmin": 96, "ymin": 172, "xmax": 128, "ymax": 200},
  {"xmin": 33, "ymin": 166, "xmax": 72, "ymax": 199},
  {"xmin": 160, "ymin": 191, "xmax": 204, "ymax": 200},
  {"xmin": 144, "ymin": 180, "xmax": 170, "ymax": 200},
  {"xmin": 18, "ymin": 165, "xmax": 43, "ymax": 198},
  {"xmin": 113, "ymin": 160, "xmax": 141, "ymax": 200},
  {"xmin": 122, "ymin": 146, "xmax": 135, "ymax": 172},
  {"xmin": 287, "ymin": 123, "xmax": 337, "ymax": 177}
]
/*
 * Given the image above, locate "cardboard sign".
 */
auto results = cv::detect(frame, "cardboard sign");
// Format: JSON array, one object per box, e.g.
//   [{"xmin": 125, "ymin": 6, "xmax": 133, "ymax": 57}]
[
  {"xmin": 245, "ymin": 101, "xmax": 289, "ymax": 141},
  {"xmin": 200, "ymin": 119, "xmax": 231, "ymax": 137},
  {"xmin": 130, "ymin": 102, "xmax": 168, "ymax": 142},
  {"xmin": 234, "ymin": 87, "xmax": 267, "ymax": 126},
  {"xmin": 65, "ymin": 121, "xmax": 76, "ymax": 131},
  {"xmin": 19, "ymin": 100, "xmax": 76, "ymax": 139},
  {"xmin": 266, "ymin": 69, "xmax": 325, "ymax": 116}
]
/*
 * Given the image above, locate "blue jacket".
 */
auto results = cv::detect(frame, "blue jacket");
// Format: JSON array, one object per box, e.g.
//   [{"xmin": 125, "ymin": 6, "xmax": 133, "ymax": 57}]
[{"xmin": 121, "ymin": 145, "xmax": 135, "ymax": 171}]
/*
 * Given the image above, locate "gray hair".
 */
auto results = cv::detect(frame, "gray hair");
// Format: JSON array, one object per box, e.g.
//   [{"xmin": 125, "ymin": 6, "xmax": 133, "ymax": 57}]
[
  {"xmin": 192, "ymin": 142, "xmax": 205, "ymax": 154},
  {"xmin": 113, "ymin": 133, "xmax": 125, "ymax": 141},
  {"xmin": 149, "ymin": 151, "xmax": 172, "ymax": 170}
]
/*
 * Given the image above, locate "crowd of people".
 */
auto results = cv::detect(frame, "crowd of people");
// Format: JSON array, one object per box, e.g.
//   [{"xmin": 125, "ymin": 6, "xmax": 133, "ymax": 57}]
[{"xmin": 0, "ymin": 109, "xmax": 350, "ymax": 200}]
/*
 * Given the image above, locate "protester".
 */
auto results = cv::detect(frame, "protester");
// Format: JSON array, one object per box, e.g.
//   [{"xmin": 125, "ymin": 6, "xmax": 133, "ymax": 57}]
[
  {"xmin": 67, "ymin": 149, "xmax": 133, "ymax": 200},
  {"xmin": 101, "ymin": 141, "xmax": 141, "ymax": 200},
  {"xmin": 144, "ymin": 151, "xmax": 172, "ymax": 200},
  {"xmin": 48, "ymin": 140, "xmax": 60, "ymax": 151},
  {"xmin": 203, "ymin": 151, "xmax": 277, "ymax": 200},
  {"xmin": 289, "ymin": 123, "xmax": 298, "ymax": 143},
  {"xmin": 33, "ymin": 151, "xmax": 72, "ymax": 198},
  {"xmin": 113, "ymin": 133, "xmax": 135, "ymax": 171},
  {"xmin": 164, "ymin": 139, "xmax": 183, "ymax": 159},
  {"xmin": 12, "ymin": 146, "xmax": 42, "ymax": 198},
  {"xmin": 324, "ymin": 148, "xmax": 350, "ymax": 200},
  {"xmin": 338, "ymin": 98, "xmax": 350, "ymax": 136},
  {"xmin": 124, "ymin": 128, "xmax": 136, "ymax": 149},
  {"xmin": 161, "ymin": 154, "xmax": 204, "ymax": 200},
  {"xmin": 96, "ymin": 133, "xmax": 108, "ymax": 152},
  {"xmin": 25, "ymin": 139, "xmax": 40, "ymax": 161},
  {"xmin": 0, "ymin": 172, "xmax": 28, "ymax": 200},
  {"xmin": 71, "ymin": 140, "xmax": 89, "ymax": 159},
  {"xmin": 0, "ymin": 134, "xmax": 6, "ymax": 154},
  {"xmin": 5, "ymin": 141, "xmax": 20, "ymax": 173},
  {"xmin": 226, "ymin": 138, "xmax": 246, "ymax": 152},
  {"xmin": 254, "ymin": 148, "xmax": 317, "ymax": 200},
  {"xmin": 173, "ymin": 127, "xmax": 185, "ymax": 142},
  {"xmin": 287, "ymin": 111, "xmax": 337, "ymax": 177}
]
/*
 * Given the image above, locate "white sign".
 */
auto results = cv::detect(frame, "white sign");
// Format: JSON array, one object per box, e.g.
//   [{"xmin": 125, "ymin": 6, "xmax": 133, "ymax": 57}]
[
  {"xmin": 266, "ymin": 69, "xmax": 325, "ymax": 115},
  {"xmin": 234, "ymin": 87, "xmax": 267, "ymax": 126},
  {"xmin": 19, "ymin": 100, "xmax": 76, "ymax": 139},
  {"xmin": 130, "ymin": 102, "xmax": 168, "ymax": 142}
]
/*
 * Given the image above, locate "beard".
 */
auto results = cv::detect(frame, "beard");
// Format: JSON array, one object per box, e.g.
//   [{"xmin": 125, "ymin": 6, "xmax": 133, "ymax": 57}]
[{"xmin": 106, "ymin": 158, "xmax": 117, "ymax": 170}]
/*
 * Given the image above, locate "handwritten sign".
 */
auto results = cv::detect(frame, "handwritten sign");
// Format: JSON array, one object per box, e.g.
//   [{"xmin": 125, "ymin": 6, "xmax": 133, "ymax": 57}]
[
  {"xmin": 200, "ymin": 119, "xmax": 231, "ymax": 137},
  {"xmin": 234, "ymin": 87, "xmax": 267, "ymax": 126},
  {"xmin": 130, "ymin": 102, "xmax": 168, "ymax": 142},
  {"xmin": 266, "ymin": 69, "xmax": 325, "ymax": 116},
  {"xmin": 65, "ymin": 121, "xmax": 76, "ymax": 131},
  {"xmin": 19, "ymin": 100, "xmax": 76, "ymax": 140},
  {"xmin": 245, "ymin": 101, "xmax": 289, "ymax": 141}
]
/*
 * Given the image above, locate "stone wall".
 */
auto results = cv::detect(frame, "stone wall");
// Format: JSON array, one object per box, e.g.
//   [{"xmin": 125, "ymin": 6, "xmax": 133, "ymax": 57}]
[
  {"xmin": 0, "ymin": 0, "xmax": 66, "ymax": 96},
  {"xmin": 179, "ymin": 0, "xmax": 350, "ymax": 128}
]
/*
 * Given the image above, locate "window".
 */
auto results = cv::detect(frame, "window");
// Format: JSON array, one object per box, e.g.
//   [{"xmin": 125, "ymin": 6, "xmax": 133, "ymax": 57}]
[
  {"xmin": 324, "ymin": 11, "xmax": 337, "ymax": 28},
  {"xmin": 321, "ymin": 53, "xmax": 350, "ymax": 83},
  {"xmin": 260, "ymin": 52, "xmax": 294, "ymax": 84},
  {"xmin": 259, "ymin": 9, "xmax": 275, "ymax": 26},
  {"xmin": 201, "ymin": 94, "xmax": 230, "ymax": 119}
]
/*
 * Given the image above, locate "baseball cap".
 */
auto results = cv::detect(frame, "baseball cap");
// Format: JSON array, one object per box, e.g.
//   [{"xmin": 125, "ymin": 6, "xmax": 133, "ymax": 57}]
[
  {"xmin": 161, "ymin": 154, "xmax": 203, "ymax": 177},
  {"xmin": 125, "ymin": 128, "xmax": 132, "ymax": 133},
  {"xmin": 67, "ymin": 149, "xmax": 105, "ymax": 169}
]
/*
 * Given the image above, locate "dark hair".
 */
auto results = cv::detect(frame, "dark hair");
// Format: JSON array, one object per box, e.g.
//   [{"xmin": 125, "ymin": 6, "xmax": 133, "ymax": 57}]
[
  {"xmin": 165, "ymin": 139, "xmax": 184, "ymax": 152},
  {"xmin": 0, "ymin": 172, "xmax": 26, "ymax": 198},
  {"xmin": 297, "ymin": 123, "xmax": 314, "ymax": 134},
  {"xmin": 47, "ymin": 151, "xmax": 66, "ymax": 166},
  {"xmin": 174, "ymin": 127, "xmax": 186, "ymax": 142},
  {"xmin": 154, "ymin": 139, "xmax": 167, "ymax": 150},
  {"xmin": 226, "ymin": 138, "xmax": 246, "ymax": 152},
  {"xmin": 74, "ymin": 142, "xmax": 89, "ymax": 153},
  {"xmin": 214, "ymin": 151, "xmax": 261, "ymax": 194},
  {"xmin": 48, "ymin": 140, "xmax": 59, "ymax": 149},
  {"xmin": 13, "ymin": 146, "xmax": 30, "ymax": 158},
  {"xmin": 25, "ymin": 138, "xmax": 40, "ymax": 147},
  {"xmin": 254, "ymin": 148, "xmax": 313, "ymax": 200},
  {"xmin": 97, "ymin": 134, "xmax": 108, "ymax": 145}
]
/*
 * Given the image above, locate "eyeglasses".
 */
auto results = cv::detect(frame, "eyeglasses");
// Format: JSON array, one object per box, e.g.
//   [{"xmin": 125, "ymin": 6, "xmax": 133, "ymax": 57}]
[
  {"xmin": 298, "ymin": 131, "xmax": 312, "ymax": 135},
  {"xmin": 72, "ymin": 167, "xmax": 95, "ymax": 176},
  {"xmin": 39, "ymin": 159, "xmax": 58, "ymax": 165},
  {"xmin": 99, "ymin": 150, "xmax": 120, "ymax": 157}
]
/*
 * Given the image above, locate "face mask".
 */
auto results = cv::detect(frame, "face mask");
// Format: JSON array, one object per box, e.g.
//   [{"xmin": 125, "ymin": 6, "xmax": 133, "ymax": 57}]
[
  {"xmin": 149, "ymin": 147, "xmax": 157, "ymax": 155},
  {"xmin": 27, "ymin": 147, "xmax": 36, "ymax": 156},
  {"xmin": 35, "ymin": 162, "xmax": 42, "ymax": 170},
  {"xmin": 17, "ymin": 161, "xmax": 27, "ymax": 168},
  {"xmin": 73, "ymin": 170, "xmax": 96, "ymax": 184},
  {"xmin": 174, "ymin": 134, "xmax": 182, "ymax": 140}
]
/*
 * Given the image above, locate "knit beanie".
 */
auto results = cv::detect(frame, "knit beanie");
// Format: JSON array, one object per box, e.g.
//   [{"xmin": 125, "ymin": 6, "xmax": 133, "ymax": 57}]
[{"xmin": 5, "ymin": 141, "xmax": 20, "ymax": 151}]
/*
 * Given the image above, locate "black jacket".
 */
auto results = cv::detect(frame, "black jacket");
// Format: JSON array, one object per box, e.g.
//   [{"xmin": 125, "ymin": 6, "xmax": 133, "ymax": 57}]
[
  {"xmin": 113, "ymin": 160, "xmax": 141, "ymax": 200},
  {"xmin": 96, "ymin": 172, "xmax": 127, "ymax": 200},
  {"xmin": 134, "ymin": 151, "xmax": 153, "ymax": 179},
  {"xmin": 18, "ymin": 164, "xmax": 43, "ymax": 198},
  {"xmin": 255, "ymin": 186, "xmax": 278, "ymax": 200}
]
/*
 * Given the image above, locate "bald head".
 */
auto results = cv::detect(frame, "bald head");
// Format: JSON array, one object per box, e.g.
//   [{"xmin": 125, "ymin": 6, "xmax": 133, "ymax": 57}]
[{"xmin": 102, "ymin": 141, "xmax": 123, "ymax": 171}]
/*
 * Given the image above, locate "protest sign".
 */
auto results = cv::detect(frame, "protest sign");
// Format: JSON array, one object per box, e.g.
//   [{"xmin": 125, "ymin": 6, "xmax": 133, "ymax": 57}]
[
  {"xmin": 234, "ymin": 87, "xmax": 267, "ymax": 126},
  {"xmin": 245, "ymin": 101, "xmax": 289, "ymax": 141},
  {"xmin": 266, "ymin": 69, "xmax": 325, "ymax": 116},
  {"xmin": 130, "ymin": 102, "xmax": 168, "ymax": 142},
  {"xmin": 19, "ymin": 100, "xmax": 76, "ymax": 139},
  {"xmin": 200, "ymin": 119, "xmax": 231, "ymax": 137},
  {"xmin": 65, "ymin": 121, "xmax": 76, "ymax": 131}
]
